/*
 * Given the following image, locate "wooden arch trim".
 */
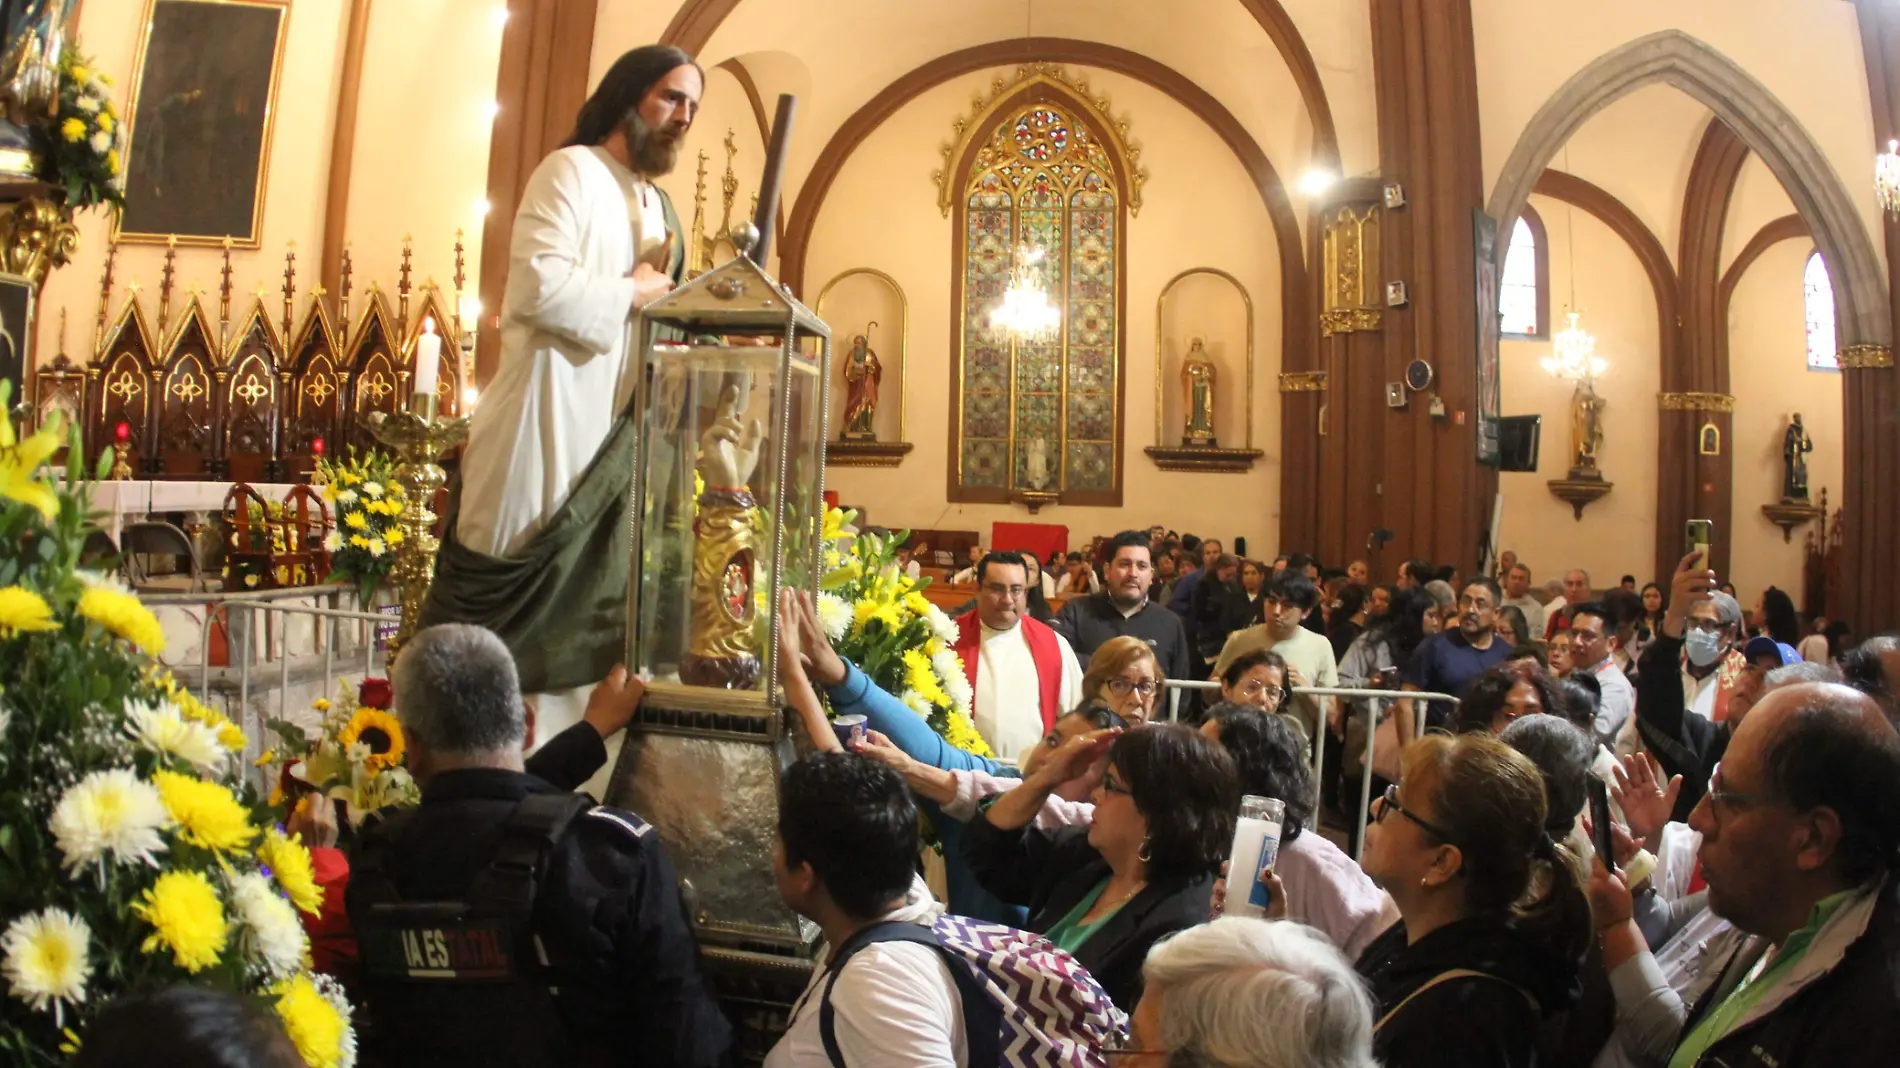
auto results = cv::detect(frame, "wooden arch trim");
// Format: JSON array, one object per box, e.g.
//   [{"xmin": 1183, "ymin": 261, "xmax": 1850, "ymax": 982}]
[
  {"xmin": 1719, "ymin": 213, "xmax": 1809, "ymax": 303},
  {"xmin": 1533, "ymin": 169, "xmax": 1680, "ymax": 330},
  {"xmin": 1680, "ymin": 118, "xmax": 1750, "ymax": 394},
  {"xmin": 713, "ymin": 57, "xmax": 787, "ymax": 248},
  {"xmin": 778, "ymin": 36, "xmax": 1307, "ymax": 386},
  {"xmin": 658, "ymin": 0, "xmax": 1339, "ymax": 165}
]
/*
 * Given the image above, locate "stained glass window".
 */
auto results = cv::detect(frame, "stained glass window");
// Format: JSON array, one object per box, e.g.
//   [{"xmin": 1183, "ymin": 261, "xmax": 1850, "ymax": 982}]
[
  {"xmin": 955, "ymin": 98, "xmax": 1125, "ymax": 501},
  {"xmin": 1500, "ymin": 215, "xmax": 1541, "ymax": 338},
  {"xmin": 1805, "ymin": 251, "xmax": 1839, "ymax": 372}
]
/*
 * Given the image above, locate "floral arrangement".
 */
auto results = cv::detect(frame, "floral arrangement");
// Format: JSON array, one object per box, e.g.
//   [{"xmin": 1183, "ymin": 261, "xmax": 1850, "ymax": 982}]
[
  {"xmin": 0, "ymin": 385, "xmax": 355, "ymax": 1067},
  {"xmin": 261, "ymin": 677, "xmax": 417, "ymax": 832},
  {"xmin": 314, "ymin": 449, "xmax": 404, "ymax": 607},
  {"xmin": 40, "ymin": 49, "xmax": 123, "ymax": 213},
  {"xmin": 224, "ymin": 499, "xmax": 289, "ymax": 591},
  {"xmin": 818, "ymin": 508, "xmax": 991, "ymax": 758}
]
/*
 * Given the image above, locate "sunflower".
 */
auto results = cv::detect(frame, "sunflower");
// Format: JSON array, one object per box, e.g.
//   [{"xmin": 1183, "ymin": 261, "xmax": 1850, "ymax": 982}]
[{"xmin": 337, "ymin": 707, "xmax": 404, "ymax": 771}]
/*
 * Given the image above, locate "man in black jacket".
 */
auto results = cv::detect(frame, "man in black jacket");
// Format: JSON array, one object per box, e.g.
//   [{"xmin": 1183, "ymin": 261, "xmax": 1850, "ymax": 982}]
[
  {"xmin": 347, "ymin": 624, "xmax": 732, "ymax": 1068},
  {"xmin": 1666, "ymin": 678, "xmax": 1900, "ymax": 1068},
  {"xmin": 1053, "ymin": 529, "xmax": 1192, "ymax": 684}
]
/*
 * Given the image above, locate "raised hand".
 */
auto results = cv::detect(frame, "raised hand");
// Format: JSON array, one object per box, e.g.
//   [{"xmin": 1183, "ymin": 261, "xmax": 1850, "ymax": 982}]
[
  {"xmin": 1026, "ymin": 728, "xmax": 1120, "ymax": 791},
  {"xmin": 582, "ymin": 664, "xmax": 646, "ymax": 740},
  {"xmin": 1610, "ymin": 752, "xmax": 1681, "ymax": 847}
]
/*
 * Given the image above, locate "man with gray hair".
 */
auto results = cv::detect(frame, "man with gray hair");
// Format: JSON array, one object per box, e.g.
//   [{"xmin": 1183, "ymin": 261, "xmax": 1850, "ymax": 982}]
[
  {"xmin": 1634, "ymin": 551, "xmax": 1769, "ymax": 823},
  {"xmin": 346, "ymin": 624, "xmax": 731, "ymax": 1067},
  {"xmin": 1123, "ymin": 916, "xmax": 1377, "ymax": 1068}
]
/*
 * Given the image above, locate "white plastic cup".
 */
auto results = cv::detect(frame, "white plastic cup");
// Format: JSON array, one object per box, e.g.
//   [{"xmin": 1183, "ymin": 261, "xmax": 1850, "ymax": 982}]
[{"xmin": 1225, "ymin": 795, "xmax": 1287, "ymax": 919}]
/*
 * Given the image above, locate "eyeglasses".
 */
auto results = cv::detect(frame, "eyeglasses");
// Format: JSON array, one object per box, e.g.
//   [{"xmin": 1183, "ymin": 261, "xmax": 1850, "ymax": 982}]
[
  {"xmin": 1236, "ymin": 680, "xmax": 1285, "ymax": 703},
  {"xmin": 980, "ymin": 583, "xmax": 1027, "ymax": 599},
  {"xmin": 1107, "ymin": 678, "xmax": 1159, "ymax": 697},
  {"xmin": 1373, "ymin": 784, "xmax": 1459, "ymax": 844},
  {"xmin": 1685, "ymin": 618, "xmax": 1729, "ymax": 636},
  {"xmin": 1102, "ymin": 1031, "xmax": 1159, "ymax": 1057},
  {"xmin": 1705, "ymin": 763, "xmax": 1766, "ymax": 815}
]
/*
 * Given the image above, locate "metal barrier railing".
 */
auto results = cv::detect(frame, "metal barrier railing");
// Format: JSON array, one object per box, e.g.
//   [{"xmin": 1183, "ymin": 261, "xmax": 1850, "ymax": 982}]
[
  {"xmin": 1164, "ymin": 679, "xmax": 1458, "ymax": 861},
  {"xmin": 153, "ymin": 592, "xmax": 391, "ymax": 790}
]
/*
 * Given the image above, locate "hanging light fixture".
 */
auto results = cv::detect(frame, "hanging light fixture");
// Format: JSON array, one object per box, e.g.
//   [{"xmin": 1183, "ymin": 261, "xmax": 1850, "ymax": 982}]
[
  {"xmin": 1542, "ymin": 146, "xmax": 1608, "ymax": 384},
  {"xmin": 1877, "ymin": 139, "xmax": 1900, "ymax": 217},
  {"xmin": 989, "ymin": 244, "xmax": 1061, "ymax": 340}
]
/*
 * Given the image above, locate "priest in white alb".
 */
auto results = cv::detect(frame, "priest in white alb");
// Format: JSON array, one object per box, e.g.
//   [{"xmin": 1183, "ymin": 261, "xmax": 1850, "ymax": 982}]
[
  {"xmin": 950, "ymin": 552, "xmax": 1083, "ymax": 761},
  {"xmin": 422, "ymin": 46, "xmax": 702, "ymax": 741}
]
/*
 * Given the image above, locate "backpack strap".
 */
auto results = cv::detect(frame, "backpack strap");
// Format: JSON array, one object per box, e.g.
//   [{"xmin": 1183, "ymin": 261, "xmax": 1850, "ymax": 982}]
[
  {"xmin": 817, "ymin": 921, "xmax": 1001, "ymax": 1068},
  {"xmin": 1374, "ymin": 968, "xmax": 1540, "ymax": 1032},
  {"xmin": 467, "ymin": 792, "xmax": 597, "ymax": 919},
  {"xmin": 347, "ymin": 809, "xmax": 416, "ymax": 909}
]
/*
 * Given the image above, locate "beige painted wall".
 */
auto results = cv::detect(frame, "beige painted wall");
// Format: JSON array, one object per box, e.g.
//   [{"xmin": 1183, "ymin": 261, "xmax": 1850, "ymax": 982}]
[
  {"xmin": 31, "ymin": 0, "xmax": 506, "ymax": 374},
  {"xmin": 798, "ymin": 66, "xmax": 1283, "ymax": 554},
  {"xmin": 1727, "ymin": 239, "xmax": 1841, "ymax": 606},
  {"xmin": 1498, "ymin": 194, "xmax": 1661, "ymax": 588}
]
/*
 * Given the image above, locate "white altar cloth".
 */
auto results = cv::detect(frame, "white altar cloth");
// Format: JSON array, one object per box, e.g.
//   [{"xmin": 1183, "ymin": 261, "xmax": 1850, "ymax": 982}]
[{"xmin": 91, "ymin": 481, "xmax": 298, "ymax": 543}]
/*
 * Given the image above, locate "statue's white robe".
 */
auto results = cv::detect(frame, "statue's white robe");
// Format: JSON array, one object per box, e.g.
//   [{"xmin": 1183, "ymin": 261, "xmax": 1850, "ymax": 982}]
[{"xmin": 455, "ymin": 145, "xmax": 667, "ymax": 772}]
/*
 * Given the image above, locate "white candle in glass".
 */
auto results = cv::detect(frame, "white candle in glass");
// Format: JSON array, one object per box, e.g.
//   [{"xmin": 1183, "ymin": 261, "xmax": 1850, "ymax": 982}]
[{"xmin": 413, "ymin": 317, "xmax": 442, "ymax": 400}]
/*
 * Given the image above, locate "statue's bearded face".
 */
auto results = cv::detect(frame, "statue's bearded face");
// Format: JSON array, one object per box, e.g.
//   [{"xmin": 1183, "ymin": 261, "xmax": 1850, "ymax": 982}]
[{"xmin": 623, "ymin": 64, "xmax": 701, "ymax": 177}]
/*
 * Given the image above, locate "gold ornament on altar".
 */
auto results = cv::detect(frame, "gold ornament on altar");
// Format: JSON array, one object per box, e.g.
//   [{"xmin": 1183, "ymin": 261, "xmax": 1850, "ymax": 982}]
[
  {"xmin": 367, "ymin": 387, "xmax": 469, "ymax": 659},
  {"xmin": 1180, "ymin": 336, "xmax": 1217, "ymax": 446}
]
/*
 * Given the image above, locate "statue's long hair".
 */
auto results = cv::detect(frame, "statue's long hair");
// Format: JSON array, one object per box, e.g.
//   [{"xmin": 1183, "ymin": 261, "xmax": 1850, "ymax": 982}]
[{"xmin": 563, "ymin": 45, "xmax": 699, "ymax": 148}]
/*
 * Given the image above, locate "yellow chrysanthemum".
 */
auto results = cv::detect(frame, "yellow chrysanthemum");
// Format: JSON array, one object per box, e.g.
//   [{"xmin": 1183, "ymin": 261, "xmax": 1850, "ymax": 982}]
[
  {"xmin": 903, "ymin": 592, "xmax": 932, "ymax": 617},
  {"xmin": 0, "ymin": 410, "xmax": 61, "ymax": 521},
  {"xmin": 850, "ymin": 599, "xmax": 879, "ymax": 634},
  {"xmin": 902, "ymin": 649, "xmax": 948, "ymax": 707},
  {"xmin": 943, "ymin": 711, "xmax": 995, "ymax": 758},
  {"xmin": 344, "ymin": 511, "xmax": 368, "ymax": 530},
  {"xmin": 338, "ymin": 706, "xmax": 405, "ymax": 772},
  {"xmin": 272, "ymin": 974, "xmax": 347, "ymax": 1068},
  {"xmin": 0, "ymin": 586, "xmax": 59, "ymax": 638},
  {"xmin": 153, "ymin": 771, "xmax": 257, "ymax": 854},
  {"xmin": 384, "ymin": 525, "xmax": 405, "ymax": 546},
  {"xmin": 76, "ymin": 586, "xmax": 165, "ymax": 655},
  {"xmin": 258, "ymin": 827, "xmax": 324, "ymax": 916},
  {"xmin": 96, "ymin": 112, "xmax": 113, "ymax": 133},
  {"xmin": 104, "ymin": 147, "xmax": 120, "ymax": 175},
  {"xmin": 58, "ymin": 117, "xmax": 83, "ymax": 143},
  {"xmin": 311, "ymin": 698, "xmax": 332, "ymax": 713},
  {"xmin": 347, "ymin": 534, "xmax": 370, "ymax": 549},
  {"xmin": 924, "ymin": 636, "xmax": 946, "ymax": 656},
  {"xmin": 132, "ymin": 869, "xmax": 227, "ymax": 973},
  {"xmin": 69, "ymin": 64, "xmax": 89, "ymax": 81}
]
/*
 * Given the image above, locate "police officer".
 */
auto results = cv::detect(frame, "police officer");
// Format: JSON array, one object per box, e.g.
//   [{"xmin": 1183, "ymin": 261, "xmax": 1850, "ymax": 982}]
[{"xmin": 346, "ymin": 623, "xmax": 733, "ymax": 1067}]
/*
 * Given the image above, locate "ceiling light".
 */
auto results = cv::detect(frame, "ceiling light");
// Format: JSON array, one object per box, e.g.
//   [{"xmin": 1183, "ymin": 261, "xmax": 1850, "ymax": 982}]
[{"xmin": 1299, "ymin": 168, "xmax": 1337, "ymax": 196}]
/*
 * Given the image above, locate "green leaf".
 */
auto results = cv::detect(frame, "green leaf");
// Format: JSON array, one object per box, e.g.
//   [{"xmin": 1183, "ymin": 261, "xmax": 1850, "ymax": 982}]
[{"xmin": 95, "ymin": 442, "xmax": 113, "ymax": 481}]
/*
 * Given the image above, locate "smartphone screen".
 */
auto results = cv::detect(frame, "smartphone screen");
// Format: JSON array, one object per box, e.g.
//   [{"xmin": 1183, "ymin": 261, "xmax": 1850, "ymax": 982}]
[{"xmin": 1588, "ymin": 776, "xmax": 1616, "ymax": 869}]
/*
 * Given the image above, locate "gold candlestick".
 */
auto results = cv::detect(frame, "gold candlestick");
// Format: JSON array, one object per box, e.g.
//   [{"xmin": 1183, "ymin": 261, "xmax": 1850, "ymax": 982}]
[{"xmin": 367, "ymin": 392, "xmax": 470, "ymax": 659}]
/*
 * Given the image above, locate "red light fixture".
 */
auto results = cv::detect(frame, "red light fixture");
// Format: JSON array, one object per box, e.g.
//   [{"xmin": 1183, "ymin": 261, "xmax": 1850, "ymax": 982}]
[
  {"xmin": 114, "ymin": 421, "xmax": 130, "ymax": 444},
  {"xmin": 311, "ymin": 436, "xmax": 325, "ymax": 457}
]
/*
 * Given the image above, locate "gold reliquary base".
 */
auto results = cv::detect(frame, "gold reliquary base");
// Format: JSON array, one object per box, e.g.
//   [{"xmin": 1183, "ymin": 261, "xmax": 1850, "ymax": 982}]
[
  {"xmin": 1144, "ymin": 445, "xmax": 1265, "ymax": 473},
  {"xmin": 826, "ymin": 440, "xmax": 914, "ymax": 467}
]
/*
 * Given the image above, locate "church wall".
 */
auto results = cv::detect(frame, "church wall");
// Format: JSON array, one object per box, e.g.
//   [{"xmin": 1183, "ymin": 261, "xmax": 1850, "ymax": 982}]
[
  {"xmin": 1726, "ymin": 239, "xmax": 1842, "ymax": 609},
  {"xmin": 34, "ymin": 0, "xmax": 347, "ymax": 366},
  {"xmin": 1498, "ymin": 193, "xmax": 1661, "ymax": 590},
  {"xmin": 1549, "ymin": 85, "xmax": 1710, "ymax": 271},
  {"xmin": 1472, "ymin": 0, "xmax": 1881, "ymax": 274},
  {"xmin": 1722, "ymin": 154, "xmax": 1800, "ymax": 276},
  {"xmin": 31, "ymin": 0, "xmax": 510, "ymax": 373},
  {"xmin": 800, "ymin": 67, "xmax": 1284, "ymax": 555}
]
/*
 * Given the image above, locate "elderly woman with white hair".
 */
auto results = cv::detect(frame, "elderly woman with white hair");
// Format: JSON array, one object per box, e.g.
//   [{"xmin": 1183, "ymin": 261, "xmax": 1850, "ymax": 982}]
[{"xmin": 1117, "ymin": 916, "xmax": 1378, "ymax": 1068}]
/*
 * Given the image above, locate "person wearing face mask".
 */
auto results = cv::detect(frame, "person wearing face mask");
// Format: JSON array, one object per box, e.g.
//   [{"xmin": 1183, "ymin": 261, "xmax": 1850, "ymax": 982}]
[{"xmin": 1632, "ymin": 553, "xmax": 1786, "ymax": 824}]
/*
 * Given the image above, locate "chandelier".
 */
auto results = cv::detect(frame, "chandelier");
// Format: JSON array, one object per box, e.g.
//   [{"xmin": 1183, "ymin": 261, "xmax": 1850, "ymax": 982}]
[
  {"xmin": 1878, "ymin": 139, "xmax": 1900, "ymax": 217},
  {"xmin": 1542, "ymin": 310, "xmax": 1606, "ymax": 382},
  {"xmin": 989, "ymin": 244, "xmax": 1061, "ymax": 341}
]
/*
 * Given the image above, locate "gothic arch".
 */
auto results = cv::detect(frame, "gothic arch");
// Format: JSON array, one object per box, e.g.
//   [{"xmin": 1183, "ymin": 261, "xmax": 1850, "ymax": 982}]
[{"xmin": 1487, "ymin": 29, "xmax": 1889, "ymax": 347}]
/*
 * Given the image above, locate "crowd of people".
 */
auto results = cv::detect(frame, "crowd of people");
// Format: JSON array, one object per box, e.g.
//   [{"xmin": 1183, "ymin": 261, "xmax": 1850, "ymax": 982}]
[{"xmin": 83, "ymin": 531, "xmax": 1900, "ymax": 1068}]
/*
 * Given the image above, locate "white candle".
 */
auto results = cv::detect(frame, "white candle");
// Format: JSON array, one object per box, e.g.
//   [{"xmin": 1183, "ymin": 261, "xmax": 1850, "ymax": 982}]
[{"xmin": 414, "ymin": 317, "xmax": 442, "ymax": 400}]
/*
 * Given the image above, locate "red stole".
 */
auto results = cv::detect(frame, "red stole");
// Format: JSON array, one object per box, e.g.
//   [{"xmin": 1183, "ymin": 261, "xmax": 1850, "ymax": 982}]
[{"xmin": 953, "ymin": 613, "xmax": 1066, "ymax": 732}]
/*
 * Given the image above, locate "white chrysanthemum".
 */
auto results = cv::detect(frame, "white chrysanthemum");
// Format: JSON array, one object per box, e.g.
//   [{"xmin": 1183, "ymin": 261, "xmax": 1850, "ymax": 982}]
[
  {"xmin": 73, "ymin": 568, "xmax": 131, "ymax": 594},
  {"xmin": 88, "ymin": 130, "xmax": 109, "ymax": 154},
  {"xmin": 924, "ymin": 604, "xmax": 958, "ymax": 645},
  {"xmin": 366, "ymin": 537, "xmax": 385, "ymax": 558},
  {"xmin": 359, "ymin": 481, "xmax": 383, "ymax": 498},
  {"xmin": 899, "ymin": 689, "xmax": 932, "ymax": 718},
  {"xmin": 125, "ymin": 698, "xmax": 225, "ymax": 771},
  {"xmin": 229, "ymin": 872, "xmax": 307, "ymax": 979},
  {"xmin": 314, "ymin": 972, "xmax": 359, "ymax": 1068},
  {"xmin": 322, "ymin": 530, "xmax": 342, "ymax": 552},
  {"xmin": 935, "ymin": 652, "xmax": 975, "ymax": 712},
  {"xmin": 1, "ymin": 908, "xmax": 91, "ymax": 1023},
  {"xmin": 816, "ymin": 593, "xmax": 852, "ymax": 642},
  {"xmin": 334, "ymin": 488, "xmax": 358, "ymax": 506},
  {"xmin": 75, "ymin": 96, "xmax": 98, "ymax": 113},
  {"xmin": 50, "ymin": 768, "xmax": 170, "ymax": 872}
]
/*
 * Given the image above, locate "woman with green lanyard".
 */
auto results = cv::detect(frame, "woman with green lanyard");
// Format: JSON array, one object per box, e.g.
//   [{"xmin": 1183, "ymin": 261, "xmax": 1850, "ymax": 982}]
[{"xmin": 962, "ymin": 724, "xmax": 1238, "ymax": 1011}]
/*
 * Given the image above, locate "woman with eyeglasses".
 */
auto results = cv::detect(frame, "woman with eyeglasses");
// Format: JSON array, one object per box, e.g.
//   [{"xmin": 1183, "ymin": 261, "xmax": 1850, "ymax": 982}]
[
  {"xmin": 1218, "ymin": 647, "xmax": 1306, "ymax": 748},
  {"xmin": 1355, "ymin": 733, "xmax": 1591, "ymax": 1068},
  {"xmin": 965, "ymin": 723, "xmax": 1238, "ymax": 1011},
  {"xmin": 1084, "ymin": 635, "xmax": 1166, "ymax": 727}
]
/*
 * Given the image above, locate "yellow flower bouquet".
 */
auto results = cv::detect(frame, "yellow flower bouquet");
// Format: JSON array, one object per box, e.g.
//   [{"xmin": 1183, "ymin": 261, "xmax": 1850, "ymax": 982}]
[
  {"xmin": 313, "ymin": 448, "xmax": 404, "ymax": 609},
  {"xmin": 40, "ymin": 48, "xmax": 124, "ymax": 213},
  {"xmin": 260, "ymin": 678, "xmax": 419, "ymax": 833},
  {"xmin": 0, "ymin": 383, "xmax": 356, "ymax": 1066},
  {"xmin": 819, "ymin": 508, "xmax": 991, "ymax": 758}
]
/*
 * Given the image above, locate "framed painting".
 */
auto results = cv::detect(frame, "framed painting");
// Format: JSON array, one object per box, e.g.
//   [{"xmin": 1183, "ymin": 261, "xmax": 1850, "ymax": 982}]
[
  {"xmin": 114, "ymin": 0, "xmax": 288, "ymax": 247},
  {"xmin": 0, "ymin": 273, "xmax": 29, "ymax": 419}
]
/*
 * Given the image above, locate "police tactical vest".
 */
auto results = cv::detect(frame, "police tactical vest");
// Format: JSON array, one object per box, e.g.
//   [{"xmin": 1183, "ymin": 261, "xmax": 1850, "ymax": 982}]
[{"xmin": 351, "ymin": 792, "xmax": 597, "ymax": 1068}]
